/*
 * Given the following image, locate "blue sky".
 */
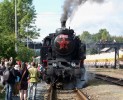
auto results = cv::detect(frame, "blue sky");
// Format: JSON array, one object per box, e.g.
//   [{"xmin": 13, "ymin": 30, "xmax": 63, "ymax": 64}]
[
  {"xmin": 0, "ymin": 0, "xmax": 123, "ymax": 42},
  {"xmin": 33, "ymin": 0, "xmax": 64, "ymax": 13},
  {"xmin": 33, "ymin": 0, "xmax": 64, "ymax": 42}
]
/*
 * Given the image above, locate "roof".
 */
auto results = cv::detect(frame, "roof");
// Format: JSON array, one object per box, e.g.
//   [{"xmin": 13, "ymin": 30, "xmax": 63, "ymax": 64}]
[{"xmin": 100, "ymin": 47, "xmax": 110, "ymax": 52}]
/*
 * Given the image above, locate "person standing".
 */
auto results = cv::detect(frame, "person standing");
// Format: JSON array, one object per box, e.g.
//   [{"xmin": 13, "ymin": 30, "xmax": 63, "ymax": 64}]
[
  {"xmin": 0, "ymin": 58, "xmax": 5, "ymax": 84},
  {"xmin": 13, "ymin": 64, "xmax": 20, "ymax": 96},
  {"xmin": 37, "ymin": 63, "xmax": 45, "ymax": 82},
  {"xmin": 19, "ymin": 62, "xmax": 29, "ymax": 100},
  {"xmin": 27, "ymin": 62, "xmax": 40, "ymax": 100},
  {"xmin": 4, "ymin": 62, "xmax": 18, "ymax": 100}
]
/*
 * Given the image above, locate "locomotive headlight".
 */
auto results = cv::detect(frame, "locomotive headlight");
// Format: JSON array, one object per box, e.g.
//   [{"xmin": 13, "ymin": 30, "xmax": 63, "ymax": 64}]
[
  {"xmin": 52, "ymin": 62, "xmax": 57, "ymax": 67},
  {"xmin": 71, "ymin": 62, "xmax": 76, "ymax": 67}
]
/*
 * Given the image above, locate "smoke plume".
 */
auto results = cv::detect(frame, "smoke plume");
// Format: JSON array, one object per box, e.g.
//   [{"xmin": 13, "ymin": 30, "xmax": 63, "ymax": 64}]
[{"xmin": 61, "ymin": 0, "xmax": 105, "ymax": 22}]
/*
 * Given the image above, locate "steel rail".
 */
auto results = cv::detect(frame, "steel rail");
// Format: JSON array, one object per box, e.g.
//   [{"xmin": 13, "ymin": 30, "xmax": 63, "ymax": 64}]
[
  {"xmin": 47, "ymin": 85, "xmax": 53, "ymax": 100},
  {"xmin": 75, "ymin": 89, "xmax": 89, "ymax": 100},
  {"xmin": 47, "ymin": 85, "xmax": 89, "ymax": 100},
  {"xmin": 94, "ymin": 73, "xmax": 123, "ymax": 86}
]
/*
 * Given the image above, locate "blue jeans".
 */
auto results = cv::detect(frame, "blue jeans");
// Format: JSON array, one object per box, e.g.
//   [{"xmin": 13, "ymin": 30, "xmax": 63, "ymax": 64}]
[
  {"xmin": 28, "ymin": 82, "xmax": 37, "ymax": 100},
  {"xmin": 5, "ymin": 83, "xmax": 13, "ymax": 100}
]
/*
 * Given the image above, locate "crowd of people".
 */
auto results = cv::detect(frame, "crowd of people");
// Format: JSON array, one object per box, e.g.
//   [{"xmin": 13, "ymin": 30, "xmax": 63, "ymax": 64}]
[{"xmin": 0, "ymin": 57, "xmax": 44, "ymax": 100}]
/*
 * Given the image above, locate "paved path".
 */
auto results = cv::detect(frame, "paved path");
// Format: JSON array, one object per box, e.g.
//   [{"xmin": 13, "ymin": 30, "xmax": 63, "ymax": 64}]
[{"xmin": 12, "ymin": 82, "xmax": 47, "ymax": 100}]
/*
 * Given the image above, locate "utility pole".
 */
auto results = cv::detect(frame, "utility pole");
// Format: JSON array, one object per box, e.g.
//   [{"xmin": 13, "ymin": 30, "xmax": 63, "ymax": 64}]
[
  {"xmin": 26, "ymin": 27, "xmax": 29, "ymax": 48},
  {"xmin": 34, "ymin": 42, "xmax": 36, "ymax": 56},
  {"xmin": 15, "ymin": 0, "xmax": 18, "ymax": 52},
  {"xmin": 27, "ymin": 36, "xmax": 29, "ymax": 48}
]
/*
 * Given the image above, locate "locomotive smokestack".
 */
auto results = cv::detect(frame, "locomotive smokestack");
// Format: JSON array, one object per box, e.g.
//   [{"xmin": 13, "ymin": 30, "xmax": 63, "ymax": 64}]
[{"xmin": 61, "ymin": 20, "xmax": 66, "ymax": 28}]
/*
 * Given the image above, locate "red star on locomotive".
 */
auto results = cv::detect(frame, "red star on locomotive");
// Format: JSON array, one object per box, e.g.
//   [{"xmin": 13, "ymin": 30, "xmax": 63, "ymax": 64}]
[{"xmin": 57, "ymin": 36, "xmax": 69, "ymax": 49}]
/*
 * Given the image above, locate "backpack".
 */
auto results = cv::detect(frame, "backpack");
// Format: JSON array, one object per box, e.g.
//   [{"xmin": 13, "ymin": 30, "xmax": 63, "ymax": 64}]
[{"xmin": 2, "ymin": 68, "xmax": 10, "ymax": 83}]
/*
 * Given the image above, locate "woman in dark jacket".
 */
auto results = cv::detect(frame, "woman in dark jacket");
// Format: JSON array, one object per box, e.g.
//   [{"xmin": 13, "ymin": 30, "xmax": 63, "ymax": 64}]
[{"xmin": 19, "ymin": 62, "xmax": 29, "ymax": 100}]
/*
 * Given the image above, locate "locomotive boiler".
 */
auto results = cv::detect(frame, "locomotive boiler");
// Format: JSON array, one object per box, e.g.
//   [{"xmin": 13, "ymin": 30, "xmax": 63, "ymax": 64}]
[{"xmin": 40, "ymin": 21, "xmax": 86, "ymax": 89}]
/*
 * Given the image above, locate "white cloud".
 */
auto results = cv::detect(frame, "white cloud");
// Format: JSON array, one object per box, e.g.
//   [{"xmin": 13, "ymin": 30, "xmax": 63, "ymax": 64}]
[
  {"xmin": 34, "ymin": 0, "xmax": 123, "ymax": 42},
  {"xmin": 66, "ymin": 0, "xmax": 123, "ymax": 36}
]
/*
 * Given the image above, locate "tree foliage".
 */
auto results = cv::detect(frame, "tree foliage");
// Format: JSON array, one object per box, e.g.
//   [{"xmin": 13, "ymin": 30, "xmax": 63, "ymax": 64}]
[
  {"xmin": 0, "ymin": 0, "xmax": 15, "ymax": 34},
  {"xmin": 111, "ymin": 36, "xmax": 123, "ymax": 42},
  {"xmin": 16, "ymin": 44, "xmax": 34, "ymax": 62},
  {"xmin": 0, "ymin": 34, "xmax": 17, "ymax": 59},
  {"xmin": 15, "ymin": 0, "xmax": 40, "ymax": 39},
  {"xmin": 80, "ymin": 31, "xmax": 93, "ymax": 44},
  {"xmin": 80, "ymin": 28, "xmax": 123, "ymax": 54},
  {"xmin": 91, "ymin": 29, "xmax": 111, "ymax": 42},
  {"xmin": 0, "ymin": 0, "xmax": 39, "ymax": 61}
]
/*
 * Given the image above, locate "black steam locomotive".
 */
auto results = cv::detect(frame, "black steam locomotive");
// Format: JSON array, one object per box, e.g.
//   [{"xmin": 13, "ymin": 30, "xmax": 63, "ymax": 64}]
[{"xmin": 40, "ymin": 21, "xmax": 86, "ymax": 89}]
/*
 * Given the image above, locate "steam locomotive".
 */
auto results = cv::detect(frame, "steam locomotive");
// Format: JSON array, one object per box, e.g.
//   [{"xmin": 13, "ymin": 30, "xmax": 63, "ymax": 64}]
[{"xmin": 40, "ymin": 21, "xmax": 86, "ymax": 89}]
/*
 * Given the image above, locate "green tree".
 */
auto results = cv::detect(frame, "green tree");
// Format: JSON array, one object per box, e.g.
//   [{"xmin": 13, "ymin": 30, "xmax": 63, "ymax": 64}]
[
  {"xmin": 93, "ymin": 29, "xmax": 111, "ymax": 42},
  {"xmin": 0, "ymin": 0, "xmax": 39, "ymax": 60},
  {"xmin": 0, "ymin": 0, "xmax": 16, "ymax": 59},
  {"xmin": 15, "ymin": 0, "xmax": 40, "ymax": 39},
  {"xmin": 79, "ymin": 28, "xmax": 123, "ymax": 54},
  {"xmin": 80, "ymin": 31, "xmax": 92, "ymax": 43},
  {"xmin": 0, "ymin": 0, "xmax": 15, "ymax": 34},
  {"xmin": 16, "ymin": 44, "xmax": 35, "ymax": 62},
  {"xmin": 0, "ymin": 34, "xmax": 17, "ymax": 59},
  {"xmin": 111, "ymin": 36, "xmax": 123, "ymax": 42}
]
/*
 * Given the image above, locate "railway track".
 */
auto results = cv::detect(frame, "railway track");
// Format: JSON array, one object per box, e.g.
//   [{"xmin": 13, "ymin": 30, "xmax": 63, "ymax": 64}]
[
  {"xmin": 46, "ymin": 85, "xmax": 89, "ymax": 100},
  {"xmin": 94, "ymin": 73, "xmax": 123, "ymax": 86}
]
